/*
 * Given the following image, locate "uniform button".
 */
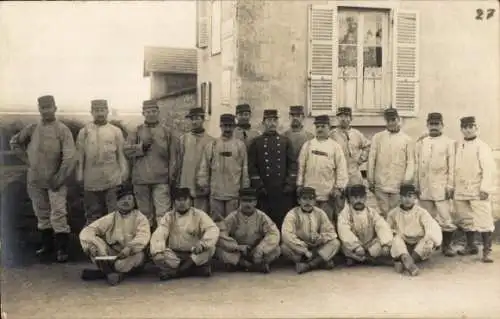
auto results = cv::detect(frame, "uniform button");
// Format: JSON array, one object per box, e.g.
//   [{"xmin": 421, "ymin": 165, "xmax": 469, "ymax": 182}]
[
  {"xmin": 265, "ymin": 152, "xmax": 268, "ymax": 155},
  {"xmin": 277, "ymin": 137, "xmax": 280, "ymax": 140},
  {"xmin": 277, "ymin": 165, "xmax": 280, "ymax": 168},
  {"xmin": 266, "ymin": 166, "xmax": 270, "ymax": 170},
  {"xmin": 277, "ymin": 144, "xmax": 280, "ymax": 147},
  {"xmin": 265, "ymin": 159, "xmax": 269, "ymax": 162},
  {"xmin": 266, "ymin": 174, "xmax": 270, "ymax": 177},
  {"xmin": 264, "ymin": 145, "xmax": 267, "ymax": 148},
  {"xmin": 277, "ymin": 158, "xmax": 280, "ymax": 161}
]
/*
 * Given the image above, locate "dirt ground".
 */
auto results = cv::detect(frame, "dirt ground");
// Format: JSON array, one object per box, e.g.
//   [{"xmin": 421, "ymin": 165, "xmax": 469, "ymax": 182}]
[{"xmin": 1, "ymin": 247, "xmax": 499, "ymax": 319}]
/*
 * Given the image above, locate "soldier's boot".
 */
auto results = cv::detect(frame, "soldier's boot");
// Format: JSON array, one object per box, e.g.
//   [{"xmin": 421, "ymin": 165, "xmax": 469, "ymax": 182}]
[
  {"xmin": 193, "ymin": 263, "xmax": 212, "ymax": 277},
  {"xmin": 345, "ymin": 258, "xmax": 356, "ymax": 267},
  {"xmin": 322, "ymin": 259, "xmax": 336, "ymax": 270},
  {"xmin": 296, "ymin": 256, "xmax": 323, "ymax": 274},
  {"xmin": 401, "ymin": 253, "xmax": 419, "ymax": 277},
  {"xmin": 158, "ymin": 268, "xmax": 179, "ymax": 281},
  {"xmin": 457, "ymin": 232, "xmax": 479, "ymax": 255},
  {"xmin": 54, "ymin": 233, "xmax": 69, "ymax": 263},
  {"xmin": 106, "ymin": 272, "xmax": 125, "ymax": 286},
  {"xmin": 481, "ymin": 232, "xmax": 494, "ymax": 263},
  {"xmin": 393, "ymin": 261, "xmax": 405, "ymax": 274},
  {"xmin": 441, "ymin": 231, "xmax": 457, "ymax": 257},
  {"xmin": 35, "ymin": 229, "xmax": 54, "ymax": 260}
]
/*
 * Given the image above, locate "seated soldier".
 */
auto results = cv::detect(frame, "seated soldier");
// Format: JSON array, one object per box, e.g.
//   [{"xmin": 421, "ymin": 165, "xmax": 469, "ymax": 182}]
[
  {"xmin": 216, "ymin": 188, "xmax": 281, "ymax": 273},
  {"xmin": 337, "ymin": 184, "xmax": 394, "ymax": 266},
  {"xmin": 387, "ymin": 184, "xmax": 443, "ymax": 276},
  {"xmin": 281, "ymin": 187, "xmax": 341, "ymax": 274},
  {"xmin": 150, "ymin": 187, "xmax": 220, "ymax": 281},
  {"xmin": 79, "ymin": 184, "xmax": 151, "ymax": 286}
]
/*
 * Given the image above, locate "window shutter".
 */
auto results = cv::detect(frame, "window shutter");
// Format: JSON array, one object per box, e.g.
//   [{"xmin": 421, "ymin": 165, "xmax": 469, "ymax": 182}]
[
  {"xmin": 392, "ymin": 9, "xmax": 419, "ymax": 112},
  {"xmin": 208, "ymin": 82, "xmax": 212, "ymax": 115},
  {"xmin": 200, "ymin": 82, "xmax": 207, "ymax": 111},
  {"xmin": 197, "ymin": 1, "xmax": 209, "ymax": 49},
  {"xmin": 307, "ymin": 5, "xmax": 338, "ymax": 115}
]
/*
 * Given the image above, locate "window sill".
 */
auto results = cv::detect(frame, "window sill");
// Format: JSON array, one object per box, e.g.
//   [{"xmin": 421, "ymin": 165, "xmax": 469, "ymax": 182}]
[
  {"xmin": 211, "ymin": 51, "xmax": 221, "ymax": 57},
  {"xmin": 308, "ymin": 109, "xmax": 418, "ymax": 126}
]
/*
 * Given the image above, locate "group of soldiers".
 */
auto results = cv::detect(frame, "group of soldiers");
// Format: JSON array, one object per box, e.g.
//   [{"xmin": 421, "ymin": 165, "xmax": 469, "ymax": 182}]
[{"xmin": 10, "ymin": 95, "xmax": 497, "ymax": 286}]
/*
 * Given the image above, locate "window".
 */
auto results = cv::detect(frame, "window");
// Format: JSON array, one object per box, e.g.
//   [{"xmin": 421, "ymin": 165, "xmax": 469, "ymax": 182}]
[
  {"xmin": 211, "ymin": 0, "xmax": 222, "ymax": 55},
  {"xmin": 200, "ymin": 82, "xmax": 212, "ymax": 115},
  {"xmin": 308, "ymin": 5, "xmax": 419, "ymax": 116},
  {"xmin": 196, "ymin": 0, "xmax": 208, "ymax": 49}
]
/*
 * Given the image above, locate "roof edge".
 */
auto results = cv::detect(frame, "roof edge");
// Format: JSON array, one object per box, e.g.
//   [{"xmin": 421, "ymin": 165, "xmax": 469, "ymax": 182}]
[{"xmin": 156, "ymin": 87, "xmax": 197, "ymax": 100}]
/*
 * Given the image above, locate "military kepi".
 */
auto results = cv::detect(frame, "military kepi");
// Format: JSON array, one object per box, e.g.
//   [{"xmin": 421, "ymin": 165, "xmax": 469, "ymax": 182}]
[
  {"xmin": 314, "ymin": 115, "xmax": 330, "ymax": 125},
  {"xmin": 143, "ymin": 99, "xmax": 158, "ymax": 110},
  {"xmin": 239, "ymin": 188, "xmax": 258, "ymax": 200},
  {"xmin": 383, "ymin": 108, "xmax": 399, "ymax": 119},
  {"xmin": 186, "ymin": 107, "xmax": 205, "ymax": 118},
  {"xmin": 220, "ymin": 113, "xmax": 236, "ymax": 125},
  {"xmin": 298, "ymin": 187, "xmax": 316, "ymax": 198},
  {"xmin": 236, "ymin": 103, "xmax": 251, "ymax": 114},
  {"xmin": 400, "ymin": 184, "xmax": 417, "ymax": 196},
  {"xmin": 460, "ymin": 116, "xmax": 476, "ymax": 127},
  {"xmin": 347, "ymin": 184, "xmax": 366, "ymax": 197},
  {"xmin": 38, "ymin": 95, "xmax": 55, "ymax": 107},
  {"xmin": 263, "ymin": 109, "xmax": 278, "ymax": 119},
  {"xmin": 91, "ymin": 99, "xmax": 108, "ymax": 109},
  {"xmin": 116, "ymin": 184, "xmax": 134, "ymax": 199},
  {"xmin": 289, "ymin": 105, "xmax": 305, "ymax": 115},
  {"xmin": 173, "ymin": 187, "xmax": 192, "ymax": 200},
  {"xmin": 336, "ymin": 107, "xmax": 352, "ymax": 116},
  {"xmin": 427, "ymin": 112, "xmax": 443, "ymax": 123}
]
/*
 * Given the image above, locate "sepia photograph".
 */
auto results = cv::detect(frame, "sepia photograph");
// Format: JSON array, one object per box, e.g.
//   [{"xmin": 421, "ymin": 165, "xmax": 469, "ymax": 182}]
[{"xmin": 0, "ymin": 0, "xmax": 499, "ymax": 318}]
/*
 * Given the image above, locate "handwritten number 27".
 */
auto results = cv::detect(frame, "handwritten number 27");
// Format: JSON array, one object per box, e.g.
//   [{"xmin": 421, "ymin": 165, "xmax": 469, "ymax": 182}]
[{"xmin": 476, "ymin": 9, "xmax": 496, "ymax": 20}]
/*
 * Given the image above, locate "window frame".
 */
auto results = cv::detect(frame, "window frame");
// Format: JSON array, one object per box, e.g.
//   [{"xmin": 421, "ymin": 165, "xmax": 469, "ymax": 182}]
[{"xmin": 210, "ymin": 0, "xmax": 222, "ymax": 56}]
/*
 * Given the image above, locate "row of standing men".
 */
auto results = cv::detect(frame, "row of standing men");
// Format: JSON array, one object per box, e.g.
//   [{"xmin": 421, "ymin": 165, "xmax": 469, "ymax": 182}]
[{"xmin": 10, "ymin": 96, "xmax": 496, "ymax": 270}]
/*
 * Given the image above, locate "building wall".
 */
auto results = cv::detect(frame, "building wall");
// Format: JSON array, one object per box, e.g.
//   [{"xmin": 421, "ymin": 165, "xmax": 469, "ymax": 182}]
[
  {"xmin": 157, "ymin": 89, "xmax": 197, "ymax": 134},
  {"xmin": 198, "ymin": 0, "xmax": 499, "ymax": 148},
  {"xmin": 151, "ymin": 73, "xmax": 197, "ymax": 100}
]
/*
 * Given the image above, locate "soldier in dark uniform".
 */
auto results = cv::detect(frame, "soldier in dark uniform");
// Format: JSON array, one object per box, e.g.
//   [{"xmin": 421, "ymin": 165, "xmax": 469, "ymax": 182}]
[
  {"xmin": 283, "ymin": 105, "xmax": 314, "ymax": 160},
  {"xmin": 248, "ymin": 109, "xmax": 297, "ymax": 229},
  {"xmin": 234, "ymin": 103, "xmax": 261, "ymax": 148}
]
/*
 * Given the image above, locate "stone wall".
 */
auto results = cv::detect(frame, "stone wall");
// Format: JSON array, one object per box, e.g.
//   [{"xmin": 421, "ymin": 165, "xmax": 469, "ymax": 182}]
[{"xmin": 157, "ymin": 88, "xmax": 197, "ymax": 134}]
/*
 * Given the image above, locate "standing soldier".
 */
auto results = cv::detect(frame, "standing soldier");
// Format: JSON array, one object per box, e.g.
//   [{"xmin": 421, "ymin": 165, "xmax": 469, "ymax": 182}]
[
  {"xmin": 197, "ymin": 114, "xmax": 249, "ymax": 220},
  {"xmin": 283, "ymin": 105, "xmax": 314, "ymax": 160},
  {"xmin": 415, "ymin": 112, "xmax": 457, "ymax": 257},
  {"xmin": 10, "ymin": 95, "xmax": 75, "ymax": 263},
  {"xmin": 367, "ymin": 108, "xmax": 415, "ymax": 218},
  {"xmin": 76, "ymin": 99, "xmax": 129, "ymax": 225},
  {"xmin": 248, "ymin": 109, "xmax": 297, "ymax": 229},
  {"xmin": 233, "ymin": 103, "xmax": 261, "ymax": 148},
  {"xmin": 297, "ymin": 115, "xmax": 348, "ymax": 223},
  {"xmin": 177, "ymin": 107, "xmax": 215, "ymax": 213},
  {"xmin": 124, "ymin": 100, "xmax": 177, "ymax": 228},
  {"xmin": 330, "ymin": 107, "xmax": 370, "ymax": 185},
  {"xmin": 454, "ymin": 116, "xmax": 497, "ymax": 263}
]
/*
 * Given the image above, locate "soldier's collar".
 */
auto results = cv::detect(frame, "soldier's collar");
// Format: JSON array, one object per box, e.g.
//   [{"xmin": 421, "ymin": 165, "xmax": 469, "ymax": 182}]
[
  {"xmin": 237, "ymin": 123, "xmax": 251, "ymax": 130},
  {"xmin": 263, "ymin": 130, "xmax": 278, "ymax": 136}
]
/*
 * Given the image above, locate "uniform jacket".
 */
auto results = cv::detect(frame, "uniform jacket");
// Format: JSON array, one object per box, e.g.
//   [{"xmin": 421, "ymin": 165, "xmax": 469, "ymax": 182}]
[
  {"xmin": 76, "ymin": 123, "xmax": 128, "ymax": 191},
  {"xmin": 337, "ymin": 205, "xmax": 393, "ymax": 252},
  {"xmin": 387, "ymin": 205, "xmax": 442, "ymax": 246},
  {"xmin": 283, "ymin": 128, "xmax": 314, "ymax": 160},
  {"xmin": 281, "ymin": 206, "xmax": 338, "ymax": 255},
  {"xmin": 150, "ymin": 207, "xmax": 220, "ymax": 254},
  {"xmin": 248, "ymin": 131, "xmax": 297, "ymax": 193},
  {"xmin": 10, "ymin": 120, "xmax": 75, "ymax": 189},
  {"xmin": 234, "ymin": 126, "xmax": 261, "ymax": 149},
  {"xmin": 330, "ymin": 127, "xmax": 370, "ymax": 184},
  {"xmin": 79, "ymin": 209, "xmax": 151, "ymax": 254},
  {"xmin": 454, "ymin": 138, "xmax": 497, "ymax": 200},
  {"xmin": 367, "ymin": 130, "xmax": 415, "ymax": 193},
  {"xmin": 177, "ymin": 131, "xmax": 215, "ymax": 197},
  {"xmin": 125, "ymin": 122, "xmax": 177, "ymax": 185},
  {"xmin": 415, "ymin": 135, "xmax": 455, "ymax": 200},
  {"xmin": 217, "ymin": 209, "xmax": 280, "ymax": 256},
  {"xmin": 297, "ymin": 138, "xmax": 348, "ymax": 201},
  {"xmin": 197, "ymin": 136, "xmax": 250, "ymax": 200}
]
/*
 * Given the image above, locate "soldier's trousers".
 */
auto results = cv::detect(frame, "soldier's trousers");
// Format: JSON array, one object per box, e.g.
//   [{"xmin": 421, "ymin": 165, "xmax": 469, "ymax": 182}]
[
  {"xmin": 317, "ymin": 195, "xmax": 345, "ymax": 225},
  {"xmin": 454, "ymin": 199, "xmax": 495, "ymax": 232},
  {"xmin": 419, "ymin": 200, "xmax": 457, "ymax": 232},
  {"xmin": 281, "ymin": 239, "xmax": 341, "ymax": 263},
  {"xmin": 258, "ymin": 192, "xmax": 294, "ymax": 229},
  {"xmin": 27, "ymin": 185, "xmax": 70, "ymax": 234},
  {"xmin": 81, "ymin": 237, "xmax": 145, "ymax": 273},
  {"xmin": 193, "ymin": 196, "xmax": 210, "ymax": 214},
  {"xmin": 391, "ymin": 235, "xmax": 437, "ymax": 261},
  {"xmin": 342, "ymin": 238, "xmax": 390, "ymax": 262},
  {"xmin": 210, "ymin": 198, "xmax": 239, "ymax": 220},
  {"xmin": 84, "ymin": 187, "xmax": 118, "ymax": 225},
  {"xmin": 374, "ymin": 190, "xmax": 400, "ymax": 218},
  {"xmin": 216, "ymin": 245, "xmax": 281, "ymax": 265},
  {"xmin": 152, "ymin": 247, "xmax": 215, "ymax": 271},
  {"xmin": 134, "ymin": 183, "xmax": 171, "ymax": 225}
]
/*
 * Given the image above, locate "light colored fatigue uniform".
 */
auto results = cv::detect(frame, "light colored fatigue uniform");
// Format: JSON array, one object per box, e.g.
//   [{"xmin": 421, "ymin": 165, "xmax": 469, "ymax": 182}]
[
  {"xmin": 126, "ymin": 122, "xmax": 177, "ymax": 224},
  {"xmin": 367, "ymin": 130, "xmax": 415, "ymax": 217},
  {"xmin": 297, "ymin": 138, "xmax": 348, "ymax": 221},
  {"xmin": 387, "ymin": 205, "xmax": 442, "ymax": 260},
  {"xmin": 281, "ymin": 207, "xmax": 341, "ymax": 263},
  {"xmin": 330, "ymin": 127, "xmax": 370, "ymax": 185},
  {"xmin": 197, "ymin": 136, "xmax": 250, "ymax": 220},
  {"xmin": 454, "ymin": 138, "xmax": 496, "ymax": 232},
  {"xmin": 10, "ymin": 120, "xmax": 75, "ymax": 233},
  {"xmin": 234, "ymin": 126, "xmax": 261, "ymax": 149},
  {"xmin": 76, "ymin": 123, "xmax": 128, "ymax": 223},
  {"xmin": 415, "ymin": 135, "xmax": 456, "ymax": 232},
  {"xmin": 337, "ymin": 205, "xmax": 393, "ymax": 262},
  {"xmin": 177, "ymin": 131, "xmax": 215, "ymax": 213},
  {"xmin": 150, "ymin": 207, "xmax": 220, "ymax": 270},
  {"xmin": 284, "ymin": 128, "xmax": 314, "ymax": 161},
  {"xmin": 79, "ymin": 210, "xmax": 151, "ymax": 273},
  {"xmin": 216, "ymin": 209, "xmax": 281, "ymax": 265}
]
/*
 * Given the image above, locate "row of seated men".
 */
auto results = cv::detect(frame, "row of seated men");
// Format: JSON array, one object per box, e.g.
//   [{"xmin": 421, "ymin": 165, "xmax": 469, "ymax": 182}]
[{"xmin": 79, "ymin": 183, "xmax": 444, "ymax": 286}]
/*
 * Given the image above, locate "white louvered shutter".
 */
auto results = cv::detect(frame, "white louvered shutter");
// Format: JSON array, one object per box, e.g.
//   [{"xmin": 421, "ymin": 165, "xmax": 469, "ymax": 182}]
[
  {"xmin": 197, "ymin": 0, "xmax": 209, "ymax": 49},
  {"xmin": 307, "ymin": 5, "xmax": 338, "ymax": 115},
  {"xmin": 392, "ymin": 9, "xmax": 419, "ymax": 112}
]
